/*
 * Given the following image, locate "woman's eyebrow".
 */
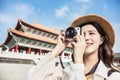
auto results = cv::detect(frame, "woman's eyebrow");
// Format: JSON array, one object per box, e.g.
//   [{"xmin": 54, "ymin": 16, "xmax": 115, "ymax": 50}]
[{"xmin": 88, "ymin": 30, "xmax": 97, "ymax": 32}]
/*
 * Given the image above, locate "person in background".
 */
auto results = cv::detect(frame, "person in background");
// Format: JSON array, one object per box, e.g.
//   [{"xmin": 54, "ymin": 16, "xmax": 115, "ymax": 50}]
[{"xmin": 28, "ymin": 14, "xmax": 120, "ymax": 80}]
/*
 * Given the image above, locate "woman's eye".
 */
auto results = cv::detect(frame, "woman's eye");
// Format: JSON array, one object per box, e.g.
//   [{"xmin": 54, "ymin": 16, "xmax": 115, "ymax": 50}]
[{"xmin": 89, "ymin": 33, "xmax": 95, "ymax": 35}]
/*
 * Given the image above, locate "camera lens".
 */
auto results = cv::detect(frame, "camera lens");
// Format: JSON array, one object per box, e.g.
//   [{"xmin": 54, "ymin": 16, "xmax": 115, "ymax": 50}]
[{"xmin": 65, "ymin": 27, "xmax": 77, "ymax": 39}]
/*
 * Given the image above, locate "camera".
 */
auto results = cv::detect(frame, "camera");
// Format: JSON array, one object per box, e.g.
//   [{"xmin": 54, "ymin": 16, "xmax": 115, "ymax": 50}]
[{"xmin": 65, "ymin": 27, "xmax": 81, "ymax": 41}]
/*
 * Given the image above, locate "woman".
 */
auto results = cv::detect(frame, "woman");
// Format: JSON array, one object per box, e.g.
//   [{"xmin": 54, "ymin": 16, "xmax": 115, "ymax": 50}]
[{"xmin": 28, "ymin": 14, "xmax": 120, "ymax": 80}]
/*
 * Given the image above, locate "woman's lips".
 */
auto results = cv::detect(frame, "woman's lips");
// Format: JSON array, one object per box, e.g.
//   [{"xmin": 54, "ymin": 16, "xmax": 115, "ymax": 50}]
[{"xmin": 86, "ymin": 43, "xmax": 93, "ymax": 47}]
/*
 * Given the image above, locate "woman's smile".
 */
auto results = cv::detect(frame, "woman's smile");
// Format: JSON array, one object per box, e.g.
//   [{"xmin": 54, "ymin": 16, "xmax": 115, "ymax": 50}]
[{"xmin": 86, "ymin": 42, "xmax": 93, "ymax": 48}]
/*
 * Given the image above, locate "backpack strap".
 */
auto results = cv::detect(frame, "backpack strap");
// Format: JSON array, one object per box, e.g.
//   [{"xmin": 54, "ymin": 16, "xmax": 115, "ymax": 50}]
[
  {"xmin": 104, "ymin": 70, "xmax": 113, "ymax": 80},
  {"xmin": 107, "ymin": 69, "xmax": 115, "ymax": 76},
  {"xmin": 104, "ymin": 69, "xmax": 120, "ymax": 80}
]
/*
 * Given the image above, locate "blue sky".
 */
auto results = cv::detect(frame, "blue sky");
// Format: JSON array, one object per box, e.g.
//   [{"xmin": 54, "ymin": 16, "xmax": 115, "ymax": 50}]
[{"xmin": 0, "ymin": 0, "xmax": 120, "ymax": 53}]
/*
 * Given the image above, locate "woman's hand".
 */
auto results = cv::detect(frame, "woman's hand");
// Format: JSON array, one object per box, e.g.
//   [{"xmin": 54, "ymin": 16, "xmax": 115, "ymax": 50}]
[
  {"xmin": 71, "ymin": 31, "xmax": 86, "ymax": 64},
  {"xmin": 50, "ymin": 29, "xmax": 69, "ymax": 58}
]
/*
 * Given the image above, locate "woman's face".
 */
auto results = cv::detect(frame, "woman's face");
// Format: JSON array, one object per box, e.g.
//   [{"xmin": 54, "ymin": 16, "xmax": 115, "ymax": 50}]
[{"xmin": 81, "ymin": 24, "xmax": 103, "ymax": 55}]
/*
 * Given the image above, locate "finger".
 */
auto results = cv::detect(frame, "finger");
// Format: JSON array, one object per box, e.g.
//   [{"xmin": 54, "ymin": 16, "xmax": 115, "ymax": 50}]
[
  {"xmin": 73, "ymin": 35, "xmax": 80, "ymax": 43},
  {"xmin": 60, "ymin": 29, "xmax": 66, "ymax": 36},
  {"xmin": 79, "ymin": 30, "xmax": 84, "ymax": 41},
  {"xmin": 71, "ymin": 41, "xmax": 75, "ymax": 47},
  {"xmin": 59, "ymin": 35, "xmax": 65, "ymax": 42},
  {"xmin": 80, "ymin": 37, "xmax": 85, "ymax": 43},
  {"xmin": 81, "ymin": 30, "xmax": 84, "ymax": 37}
]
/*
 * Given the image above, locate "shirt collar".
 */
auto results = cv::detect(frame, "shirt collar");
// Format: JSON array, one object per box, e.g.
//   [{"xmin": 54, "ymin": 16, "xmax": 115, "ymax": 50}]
[{"xmin": 94, "ymin": 60, "xmax": 109, "ymax": 78}]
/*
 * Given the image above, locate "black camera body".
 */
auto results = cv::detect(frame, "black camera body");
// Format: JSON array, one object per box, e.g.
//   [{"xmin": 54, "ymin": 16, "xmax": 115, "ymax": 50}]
[{"xmin": 65, "ymin": 27, "xmax": 80, "ymax": 41}]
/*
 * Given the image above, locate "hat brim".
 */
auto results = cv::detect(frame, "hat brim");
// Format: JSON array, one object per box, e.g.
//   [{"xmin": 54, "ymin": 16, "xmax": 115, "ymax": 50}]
[{"xmin": 70, "ymin": 14, "xmax": 115, "ymax": 47}]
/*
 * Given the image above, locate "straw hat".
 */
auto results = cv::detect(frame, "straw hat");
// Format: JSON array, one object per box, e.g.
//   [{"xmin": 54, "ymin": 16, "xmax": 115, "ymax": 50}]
[{"xmin": 70, "ymin": 14, "xmax": 115, "ymax": 47}]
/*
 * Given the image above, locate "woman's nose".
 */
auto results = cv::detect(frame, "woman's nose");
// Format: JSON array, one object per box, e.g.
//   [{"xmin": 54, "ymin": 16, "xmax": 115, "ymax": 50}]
[{"xmin": 84, "ymin": 33, "xmax": 90, "ymax": 41}]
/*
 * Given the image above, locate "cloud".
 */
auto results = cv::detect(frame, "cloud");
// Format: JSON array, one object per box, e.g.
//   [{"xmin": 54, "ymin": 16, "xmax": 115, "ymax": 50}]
[
  {"xmin": 13, "ymin": 3, "xmax": 35, "ymax": 17},
  {"xmin": 75, "ymin": 0, "xmax": 92, "ymax": 3},
  {"xmin": 54, "ymin": 0, "xmax": 92, "ymax": 22},
  {"xmin": 0, "ymin": 3, "xmax": 35, "ymax": 26},
  {"xmin": 102, "ymin": 3, "xmax": 108, "ymax": 13},
  {"xmin": 55, "ymin": 6, "xmax": 69, "ymax": 18},
  {"xmin": 0, "ymin": 13, "xmax": 15, "ymax": 24},
  {"xmin": 70, "ymin": 4, "xmax": 89, "ymax": 17}
]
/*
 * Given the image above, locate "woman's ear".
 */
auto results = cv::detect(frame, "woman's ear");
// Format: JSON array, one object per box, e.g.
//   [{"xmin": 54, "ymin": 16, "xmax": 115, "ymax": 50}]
[{"xmin": 100, "ymin": 36, "xmax": 104, "ymax": 45}]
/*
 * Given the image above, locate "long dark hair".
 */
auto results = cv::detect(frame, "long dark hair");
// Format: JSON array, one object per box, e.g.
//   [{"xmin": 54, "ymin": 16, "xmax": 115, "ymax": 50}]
[{"xmin": 79, "ymin": 22, "xmax": 117, "ymax": 70}]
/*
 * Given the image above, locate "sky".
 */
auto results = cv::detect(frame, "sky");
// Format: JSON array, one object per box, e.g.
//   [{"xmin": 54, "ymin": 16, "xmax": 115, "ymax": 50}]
[{"xmin": 0, "ymin": 0, "xmax": 120, "ymax": 53}]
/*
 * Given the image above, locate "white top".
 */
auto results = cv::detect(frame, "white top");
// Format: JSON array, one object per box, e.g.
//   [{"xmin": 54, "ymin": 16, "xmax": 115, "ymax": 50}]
[{"xmin": 28, "ymin": 55, "xmax": 120, "ymax": 80}]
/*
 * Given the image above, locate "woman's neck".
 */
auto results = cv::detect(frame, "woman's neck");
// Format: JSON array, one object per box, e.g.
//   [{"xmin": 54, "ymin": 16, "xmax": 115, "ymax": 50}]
[{"xmin": 84, "ymin": 52, "xmax": 99, "ymax": 74}]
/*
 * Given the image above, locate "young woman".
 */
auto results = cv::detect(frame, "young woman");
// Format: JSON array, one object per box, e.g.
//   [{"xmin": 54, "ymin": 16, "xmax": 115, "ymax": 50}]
[{"xmin": 28, "ymin": 14, "xmax": 120, "ymax": 80}]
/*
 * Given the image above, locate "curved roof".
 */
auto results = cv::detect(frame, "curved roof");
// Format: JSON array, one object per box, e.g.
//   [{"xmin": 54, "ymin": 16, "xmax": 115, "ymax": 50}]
[
  {"xmin": 18, "ymin": 19, "xmax": 59, "ymax": 35},
  {"xmin": 8, "ymin": 28, "xmax": 57, "ymax": 45},
  {"xmin": 3, "ymin": 28, "xmax": 13, "ymax": 45}
]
